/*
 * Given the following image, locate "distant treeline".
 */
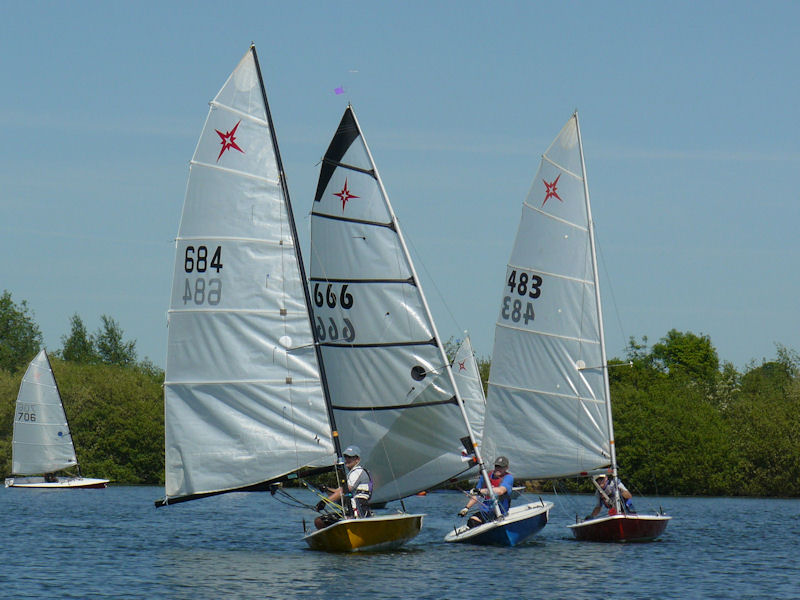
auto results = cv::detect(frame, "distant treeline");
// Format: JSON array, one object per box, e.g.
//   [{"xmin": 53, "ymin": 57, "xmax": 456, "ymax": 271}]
[{"xmin": 2, "ymin": 290, "xmax": 799, "ymax": 496}]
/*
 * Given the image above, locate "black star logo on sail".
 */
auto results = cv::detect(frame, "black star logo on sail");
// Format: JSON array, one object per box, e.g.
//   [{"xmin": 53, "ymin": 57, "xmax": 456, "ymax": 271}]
[
  {"xmin": 334, "ymin": 178, "xmax": 359, "ymax": 211},
  {"xmin": 542, "ymin": 174, "xmax": 562, "ymax": 207},
  {"xmin": 215, "ymin": 121, "xmax": 244, "ymax": 162}
]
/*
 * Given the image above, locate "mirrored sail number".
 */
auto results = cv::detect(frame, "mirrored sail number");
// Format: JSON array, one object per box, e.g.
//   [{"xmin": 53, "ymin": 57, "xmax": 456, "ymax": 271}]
[
  {"xmin": 183, "ymin": 245, "xmax": 223, "ymax": 306},
  {"xmin": 16, "ymin": 403, "xmax": 36, "ymax": 422},
  {"xmin": 501, "ymin": 269, "xmax": 543, "ymax": 325},
  {"xmin": 313, "ymin": 282, "xmax": 355, "ymax": 342}
]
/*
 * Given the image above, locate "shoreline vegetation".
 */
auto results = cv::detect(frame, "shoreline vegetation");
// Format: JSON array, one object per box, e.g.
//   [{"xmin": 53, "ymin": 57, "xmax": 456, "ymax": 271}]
[{"xmin": 2, "ymin": 290, "xmax": 800, "ymax": 497}]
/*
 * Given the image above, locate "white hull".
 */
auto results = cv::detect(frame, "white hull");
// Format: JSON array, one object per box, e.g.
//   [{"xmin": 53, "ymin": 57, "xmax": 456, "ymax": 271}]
[{"xmin": 5, "ymin": 476, "xmax": 109, "ymax": 489}]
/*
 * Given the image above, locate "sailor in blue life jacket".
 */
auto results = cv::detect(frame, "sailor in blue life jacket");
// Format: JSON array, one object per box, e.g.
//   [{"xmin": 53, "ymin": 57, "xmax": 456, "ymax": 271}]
[
  {"xmin": 457, "ymin": 456, "xmax": 514, "ymax": 528},
  {"xmin": 314, "ymin": 445, "xmax": 373, "ymax": 529},
  {"xmin": 586, "ymin": 472, "xmax": 635, "ymax": 519}
]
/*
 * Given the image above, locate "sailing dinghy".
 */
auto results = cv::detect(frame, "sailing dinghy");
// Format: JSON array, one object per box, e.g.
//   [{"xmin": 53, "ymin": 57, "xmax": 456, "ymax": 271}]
[
  {"xmin": 155, "ymin": 46, "xmax": 420, "ymax": 553},
  {"xmin": 481, "ymin": 112, "xmax": 669, "ymax": 543},
  {"xmin": 5, "ymin": 350, "xmax": 109, "ymax": 489},
  {"xmin": 308, "ymin": 106, "xmax": 522, "ymax": 548}
]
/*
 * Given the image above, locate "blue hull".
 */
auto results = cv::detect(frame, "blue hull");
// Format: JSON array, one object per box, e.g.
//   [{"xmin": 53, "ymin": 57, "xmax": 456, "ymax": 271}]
[
  {"xmin": 470, "ymin": 510, "xmax": 548, "ymax": 546},
  {"xmin": 444, "ymin": 502, "xmax": 553, "ymax": 547}
]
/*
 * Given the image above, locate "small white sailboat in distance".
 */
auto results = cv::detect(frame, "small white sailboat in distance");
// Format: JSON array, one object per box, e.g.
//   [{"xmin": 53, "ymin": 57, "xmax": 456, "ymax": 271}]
[{"xmin": 5, "ymin": 349, "xmax": 109, "ymax": 489}]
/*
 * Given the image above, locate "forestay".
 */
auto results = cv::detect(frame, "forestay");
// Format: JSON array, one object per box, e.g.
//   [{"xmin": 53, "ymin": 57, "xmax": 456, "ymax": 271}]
[
  {"xmin": 11, "ymin": 350, "xmax": 78, "ymax": 475},
  {"xmin": 482, "ymin": 115, "xmax": 611, "ymax": 479},
  {"xmin": 310, "ymin": 106, "xmax": 474, "ymax": 504},
  {"xmin": 163, "ymin": 48, "xmax": 335, "ymax": 503},
  {"xmin": 452, "ymin": 336, "xmax": 486, "ymax": 445}
]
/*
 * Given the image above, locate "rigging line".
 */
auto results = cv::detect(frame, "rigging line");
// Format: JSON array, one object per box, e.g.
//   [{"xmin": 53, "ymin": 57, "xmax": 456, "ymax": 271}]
[
  {"xmin": 401, "ymin": 228, "xmax": 463, "ymax": 339},
  {"xmin": 595, "ymin": 226, "xmax": 627, "ymax": 357}
]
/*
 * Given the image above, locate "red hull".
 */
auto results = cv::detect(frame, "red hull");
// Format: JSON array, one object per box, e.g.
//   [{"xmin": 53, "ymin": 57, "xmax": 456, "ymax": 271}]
[{"xmin": 568, "ymin": 514, "xmax": 670, "ymax": 543}]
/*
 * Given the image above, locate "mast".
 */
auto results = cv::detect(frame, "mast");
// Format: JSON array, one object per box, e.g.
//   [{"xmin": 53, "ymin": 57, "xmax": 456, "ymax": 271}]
[
  {"xmin": 575, "ymin": 111, "xmax": 619, "ymax": 511},
  {"xmin": 348, "ymin": 108, "xmax": 501, "ymax": 517},
  {"xmin": 42, "ymin": 350, "xmax": 79, "ymax": 476},
  {"xmin": 250, "ymin": 45, "xmax": 352, "ymax": 515}
]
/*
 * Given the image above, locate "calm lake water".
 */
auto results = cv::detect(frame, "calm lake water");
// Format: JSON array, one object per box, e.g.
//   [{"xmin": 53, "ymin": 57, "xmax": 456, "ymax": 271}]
[{"xmin": 1, "ymin": 486, "xmax": 798, "ymax": 599}]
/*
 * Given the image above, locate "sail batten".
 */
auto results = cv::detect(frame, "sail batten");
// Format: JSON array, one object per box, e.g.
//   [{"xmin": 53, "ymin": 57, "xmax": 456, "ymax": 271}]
[{"xmin": 188, "ymin": 161, "xmax": 280, "ymax": 185}]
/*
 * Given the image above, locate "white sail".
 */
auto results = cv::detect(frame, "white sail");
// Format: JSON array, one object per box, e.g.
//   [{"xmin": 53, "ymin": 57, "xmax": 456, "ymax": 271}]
[
  {"xmin": 452, "ymin": 336, "xmax": 486, "ymax": 445},
  {"xmin": 483, "ymin": 114, "xmax": 611, "ymax": 480},
  {"xmin": 163, "ymin": 47, "xmax": 335, "ymax": 502},
  {"xmin": 11, "ymin": 350, "xmax": 78, "ymax": 475},
  {"xmin": 309, "ymin": 106, "xmax": 475, "ymax": 504}
]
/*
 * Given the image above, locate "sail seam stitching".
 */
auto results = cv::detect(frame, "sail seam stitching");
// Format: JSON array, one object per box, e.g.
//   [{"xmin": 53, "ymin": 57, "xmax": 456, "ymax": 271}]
[{"xmin": 494, "ymin": 322, "xmax": 600, "ymax": 345}]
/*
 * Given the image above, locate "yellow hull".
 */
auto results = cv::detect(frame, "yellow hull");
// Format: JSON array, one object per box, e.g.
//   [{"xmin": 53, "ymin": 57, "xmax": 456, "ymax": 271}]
[{"xmin": 304, "ymin": 513, "xmax": 424, "ymax": 552}]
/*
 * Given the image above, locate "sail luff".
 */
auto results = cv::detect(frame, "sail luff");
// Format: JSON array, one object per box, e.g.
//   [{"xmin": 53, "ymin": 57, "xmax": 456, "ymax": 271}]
[
  {"xmin": 249, "ymin": 45, "xmax": 350, "ymax": 508},
  {"xmin": 575, "ymin": 112, "xmax": 619, "ymax": 494},
  {"xmin": 42, "ymin": 350, "xmax": 80, "ymax": 477},
  {"xmin": 347, "ymin": 108, "xmax": 496, "ymax": 508}
]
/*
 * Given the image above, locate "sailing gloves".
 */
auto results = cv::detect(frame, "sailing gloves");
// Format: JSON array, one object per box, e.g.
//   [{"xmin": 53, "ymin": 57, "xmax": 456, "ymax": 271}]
[
  {"xmin": 458, "ymin": 507, "xmax": 469, "ymax": 517},
  {"xmin": 315, "ymin": 500, "xmax": 326, "ymax": 512}
]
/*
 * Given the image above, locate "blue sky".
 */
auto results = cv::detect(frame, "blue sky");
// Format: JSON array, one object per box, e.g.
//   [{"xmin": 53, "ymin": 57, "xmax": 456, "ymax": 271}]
[{"xmin": 1, "ymin": 1, "xmax": 798, "ymax": 370}]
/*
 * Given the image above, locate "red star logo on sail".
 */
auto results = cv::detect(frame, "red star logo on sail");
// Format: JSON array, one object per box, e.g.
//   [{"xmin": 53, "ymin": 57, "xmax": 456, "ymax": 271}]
[
  {"xmin": 542, "ymin": 174, "xmax": 562, "ymax": 207},
  {"xmin": 458, "ymin": 360, "xmax": 466, "ymax": 371},
  {"xmin": 334, "ymin": 178, "xmax": 359, "ymax": 211},
  {"xmin": 215, "ymin": 120, "xmax": 244, "ymax": 162}
]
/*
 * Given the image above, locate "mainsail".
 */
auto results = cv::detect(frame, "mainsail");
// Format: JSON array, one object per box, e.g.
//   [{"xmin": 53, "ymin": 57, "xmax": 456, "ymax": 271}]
[
  {"xmin": 452, "ymin": 336, "xmax": 487, "ymax": 445},
  {"xmin": 482, "ymin": 113, "xmax": 611, "ymax": 480},
  {"xmin": 162, "ymin": 47, "xmax": 335, "ymax": 503},
  {"xmin": 309, "ymin": 106, "xmax": 475, "ymax": 504},
  {"xmin": 11, "ymin": 349, "xmax": 78, "ymax": 475}
]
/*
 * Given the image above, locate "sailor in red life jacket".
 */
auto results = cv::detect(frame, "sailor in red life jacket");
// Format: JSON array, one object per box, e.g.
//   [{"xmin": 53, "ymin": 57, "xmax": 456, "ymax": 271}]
[
  {"xmin": 457, "ymin": 456, "xmax": 513, "ymax": 528},
  {"xmin": 587, "ymin": 473, "xmax": 635, "ymax": 519}
]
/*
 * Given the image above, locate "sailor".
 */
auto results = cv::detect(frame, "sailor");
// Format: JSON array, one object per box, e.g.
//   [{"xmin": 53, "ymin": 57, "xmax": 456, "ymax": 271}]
[
  {"xmin": 314, "ymin": 445, "xmax": 373, "ymax": 529},
  {"xmin": 457, "ymin": 456, "xmax": 514, "ymax": 528},
  {"xmin": 586, "ymin": 472, "xmax": 635, "ymax": 519}
]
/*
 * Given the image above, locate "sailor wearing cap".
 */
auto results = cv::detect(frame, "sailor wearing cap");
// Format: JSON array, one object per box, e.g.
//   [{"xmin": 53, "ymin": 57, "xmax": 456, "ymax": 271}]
[
  {"xmin": 585, "ymin": 472, "xmax": 634, "ymax": 520},
  {"xmin": 314, "ymin": 445, "xmax": 374, "ymax": 529},
  {"xmin": 457, "ymin": 456, "xmax": 514, "ymax": 528}
]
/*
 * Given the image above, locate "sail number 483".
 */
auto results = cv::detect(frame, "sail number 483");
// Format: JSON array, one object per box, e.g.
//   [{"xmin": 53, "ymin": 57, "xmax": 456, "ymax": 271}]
[
  {"xmin": 183, "ymin": 245, "xmax": 223, "ymax": 306},
  {"xmin": 501, "ymin": 270, "xmax": 543, "ymax": 325}
]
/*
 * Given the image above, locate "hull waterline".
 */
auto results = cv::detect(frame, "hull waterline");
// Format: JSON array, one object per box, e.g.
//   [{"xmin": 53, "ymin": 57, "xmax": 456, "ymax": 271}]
[
  {"xmin": 5, "ymin": 476, "xmax": 109, "ymax": 489},
  {"xmin": 568, "ymin": 513, "xmax": 671, "ymax": 542},
  {"xmin": 303, "ymin": 513, "xmax": 424, "ymax": 552}
]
